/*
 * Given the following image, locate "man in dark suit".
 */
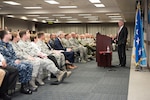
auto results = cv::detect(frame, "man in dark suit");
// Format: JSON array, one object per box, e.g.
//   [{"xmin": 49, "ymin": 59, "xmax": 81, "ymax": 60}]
[
  {"xmin": 54, "ymin": 31, "xmax": 74, "ymax": 63},
  {"xmin": 117, "ymin": 20, "xmax": 128, "ymax": 67}
]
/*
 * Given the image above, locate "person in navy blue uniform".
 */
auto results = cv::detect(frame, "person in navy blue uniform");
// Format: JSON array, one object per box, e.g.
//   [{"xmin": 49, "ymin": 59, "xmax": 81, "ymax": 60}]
[{"xmin": 0, "ymin": 30, "xmax": 33, "ymax": 94}]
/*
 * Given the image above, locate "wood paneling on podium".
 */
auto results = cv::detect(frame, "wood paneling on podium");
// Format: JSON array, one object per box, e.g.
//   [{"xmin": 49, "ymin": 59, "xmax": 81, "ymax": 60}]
[{"xmin": 96, "ymin": 32, "xmax": 112, "ymax": 67}]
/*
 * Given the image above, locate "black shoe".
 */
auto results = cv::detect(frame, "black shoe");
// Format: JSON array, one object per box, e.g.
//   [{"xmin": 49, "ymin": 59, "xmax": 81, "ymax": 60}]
[
  {"xmin": 20, "ymin": 87, "xmax": 32, "ymax": 94},
  {"xmin": 116, "ymin": 64, "xmax": 121, "ymax": 67},
  {"xmin": 121, "ymin": 65, "xmax": 129, "ymax": 69},
  {"xmin": 121, "ymin": 65, "xmax": 126, "ymax": 67},
  {"xmin": 50, "ymin": 81, "xmax": 60, "ymax": 85}
]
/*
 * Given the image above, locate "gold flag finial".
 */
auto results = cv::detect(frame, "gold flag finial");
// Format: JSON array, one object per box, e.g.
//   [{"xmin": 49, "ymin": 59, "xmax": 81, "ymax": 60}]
[{"xmin": 137, "ymin": 2, "xmax": 141, "ymax": 9}]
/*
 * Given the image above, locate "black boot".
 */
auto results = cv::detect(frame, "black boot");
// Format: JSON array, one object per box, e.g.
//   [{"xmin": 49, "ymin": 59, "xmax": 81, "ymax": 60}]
[{"xmin": 20, "ymin": 83, "xmax": 32, "ymax": 94}]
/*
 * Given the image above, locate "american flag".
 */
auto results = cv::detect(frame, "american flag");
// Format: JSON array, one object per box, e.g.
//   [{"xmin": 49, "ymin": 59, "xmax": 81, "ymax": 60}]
[{"xmin": 134, "ymin": 3, "xmax": 147, "ymax": 67}]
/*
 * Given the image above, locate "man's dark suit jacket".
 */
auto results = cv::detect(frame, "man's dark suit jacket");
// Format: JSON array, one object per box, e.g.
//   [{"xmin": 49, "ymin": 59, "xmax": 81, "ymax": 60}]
[
  {"xmin": 117, "ymin": 26, "xmax": 128, "ymax": 45},
  {"xmin": 53, "ymin": 37, "xmax": 75, "ymax": 63},
  {"xmin": 54, "ymin": 38, "xmax": 66, "ymax": 51}
]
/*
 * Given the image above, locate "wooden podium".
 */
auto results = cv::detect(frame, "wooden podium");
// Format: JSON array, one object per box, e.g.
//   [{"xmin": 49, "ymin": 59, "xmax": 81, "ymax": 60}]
[{"xmin": 96, "ymin": 32, "xmax": 112, "ymax": 67}]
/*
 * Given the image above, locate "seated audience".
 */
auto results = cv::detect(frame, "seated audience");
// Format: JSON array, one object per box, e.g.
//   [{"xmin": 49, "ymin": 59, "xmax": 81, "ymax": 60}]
[
  {"xmin": 84, "ymin": 34, "xmax": 96, "ymax": 56},
  {"xmin": 36, "ymin": 32, "xmax": 66, "ymax": 69},
  {"xmin": 69, "ymin": 32, "xmax": 89, "ymax": 62},
  {"xmin": 17, "ymin": 30, "xmax": 67, "ymax": 84},
  {"xmin": 43, "ymin": 33, "xmax": 77, "ymax": 69},
  {"xmin": 11, "ymin": 32, "xmax": 44, "ymax": 91},
  {"xmin": 0, "ymin": 30, "xmax": 33, "ymax": 94},
  {"xmin": 63, "ymin": 34, "xmax": 88, "ymax": 63},
  {"xmin": 30, "ymin": 34, "xmax": 62, "ymax": 70},
  {"xmin": 30, "ymin": 33, "xmax": 72, "ymax": 75}
]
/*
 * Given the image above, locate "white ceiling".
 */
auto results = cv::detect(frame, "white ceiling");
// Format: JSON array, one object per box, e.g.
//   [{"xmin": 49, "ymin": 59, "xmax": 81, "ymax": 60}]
[{"xmin": 0, "ymin": 0, "xmax": 136, "ymax": 23}]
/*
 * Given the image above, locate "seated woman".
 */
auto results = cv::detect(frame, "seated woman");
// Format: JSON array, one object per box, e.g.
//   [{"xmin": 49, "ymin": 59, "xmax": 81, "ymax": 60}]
[
  {"xmin": 0, "ymin": 53, "xmax": 18, "ymax": 100},
  {"xmin": 0, "ymin": 30, "xmax": 33, "ymax": 94}
]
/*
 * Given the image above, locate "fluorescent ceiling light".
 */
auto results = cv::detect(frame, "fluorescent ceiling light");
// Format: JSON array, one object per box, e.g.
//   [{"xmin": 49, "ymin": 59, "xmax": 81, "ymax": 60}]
[
  {"xmin": 78, "ymin": 14, "xmax": 92, "ymax": 16},
  {"xmin": 46, "ymin": 19, "xmax": 55, "ymax": 21},
  {"xmin": 27, "ymin": 15, "xmax": 40, "ymax": 17},
  {"xmin": 66, "ymin": 21, "xmax": 82, "ymax": 23},
  {"xmin": 59, "ymin": 6, "xmax": 77, "ymax": 8},
  {"xmin": 24, "ymin": 7, "xmax": 42, "ymax": 9},
  {"xmin": 44, "ymin": 0, "xmax": 59, "ymax": 4},
  {"xmin": 60, "ymin": 17, "xmax": 72, "ymax": 19},
  {"xmin": 88, "ymin": 21, "xmax": 102, "ymax": 23},
  {"xmin": 106, "ymin": 13, "xmax": 120, "ymax": 16},
  {"xmin": 32, "ymin": 18, "xmax": 38, "ymax": 21},
  {"xmin": 6, "ymin": 15, "xmax": 14, "ymax": 18},
  {"xmin": 52, "ymin": 14, "xmax": 65, "ymax": 16},
  {"xmin": 108, "ymin": 16, "xmax": 122, "ymax": 18},
  {"xmin": 94, "ymin": 4, "xmax": 105, "ymax": 7},
  {"xmin": 111, "ymin": 17, "xmax": 123, "ymax": 19},
  {"xmin": 67, "ymin": 18, "xmax": 78, "ymax": 20},
  {"xmin": 21, "ymin": 16, "xmax": 27, "ymax": 20},
  {"xmin": 42, "ymin": 20, "xmax": 47, "ymax": 23},
  {"xmin": 89, "ymin": 0, "xmax": 101, "ymax": 3},
  {"xmin": 3, "ymin": 1, "xmax": 21, "ymax": 5},
  {"xmin": 83, "ymin": 16, "xmax": 98, "ymax": 18},
  {"xmin": 37, "ymin": 17, "xmax": 49, "ymax": 19}
]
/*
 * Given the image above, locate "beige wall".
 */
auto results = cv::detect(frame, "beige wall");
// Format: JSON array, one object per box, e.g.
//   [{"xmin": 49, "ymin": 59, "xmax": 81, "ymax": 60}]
[
  {"xmin": 37, "ymin": 23, "xmax": 87, "ymax": 34},
  {"xmin": 4, "ymin": 17, "xmax": 35, "ymax": 31}
]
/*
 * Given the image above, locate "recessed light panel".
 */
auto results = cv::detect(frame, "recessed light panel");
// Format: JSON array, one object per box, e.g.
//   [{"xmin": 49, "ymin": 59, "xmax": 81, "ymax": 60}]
[
  {"xmin": 94, "ymin": 4, "xmax": 105, "ymax": 7},
  {"xmin": 32, "ymin": 18, "xmax": 38, "ymax": 21},
  {"xmin": 6, "ymin": 15, "xmax": 15, "ymax": 18},
  {"xmin": 21, "ymin": 16, "xmax": 28, "ymax": 20},
  {"xmin": 106, "ymin": 13, "xmax": 120, "ymax": 16},
  {"xmin": 3, "ymin": 1, "xmax": 21, "ymax": 5},
  {"xmin": 42, "ymin": 20, "xmax": 47, "ymax": 23},
  {"xmin": 89, "ymin": 0, "xmax": 101, "ymax": 3},
  {"xmin": 59, "ymin": 6, "xmax": 77, "ymax": 8},
  {"xmin": 24, "ymin": 7, "xmax": 42, "ymax": 9},
  {"xmin": 44, "ymin": 0, "xmax": 59, "ymax": 4}
]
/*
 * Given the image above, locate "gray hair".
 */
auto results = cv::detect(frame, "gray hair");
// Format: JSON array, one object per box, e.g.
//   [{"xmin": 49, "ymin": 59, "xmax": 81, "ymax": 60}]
[
  {"xmin": 56, "ymin": 31, "xmax": 63, "ymax": 36},
  {"xmin": 119, "ymin": 19, "xmax": 125, "ymax": 23}
]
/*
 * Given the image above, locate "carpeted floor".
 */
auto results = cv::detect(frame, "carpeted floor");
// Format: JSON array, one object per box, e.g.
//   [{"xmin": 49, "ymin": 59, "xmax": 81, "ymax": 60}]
[{"xmin": 12, "ymin": 49, "xmax": 131, "ymax": 100}]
